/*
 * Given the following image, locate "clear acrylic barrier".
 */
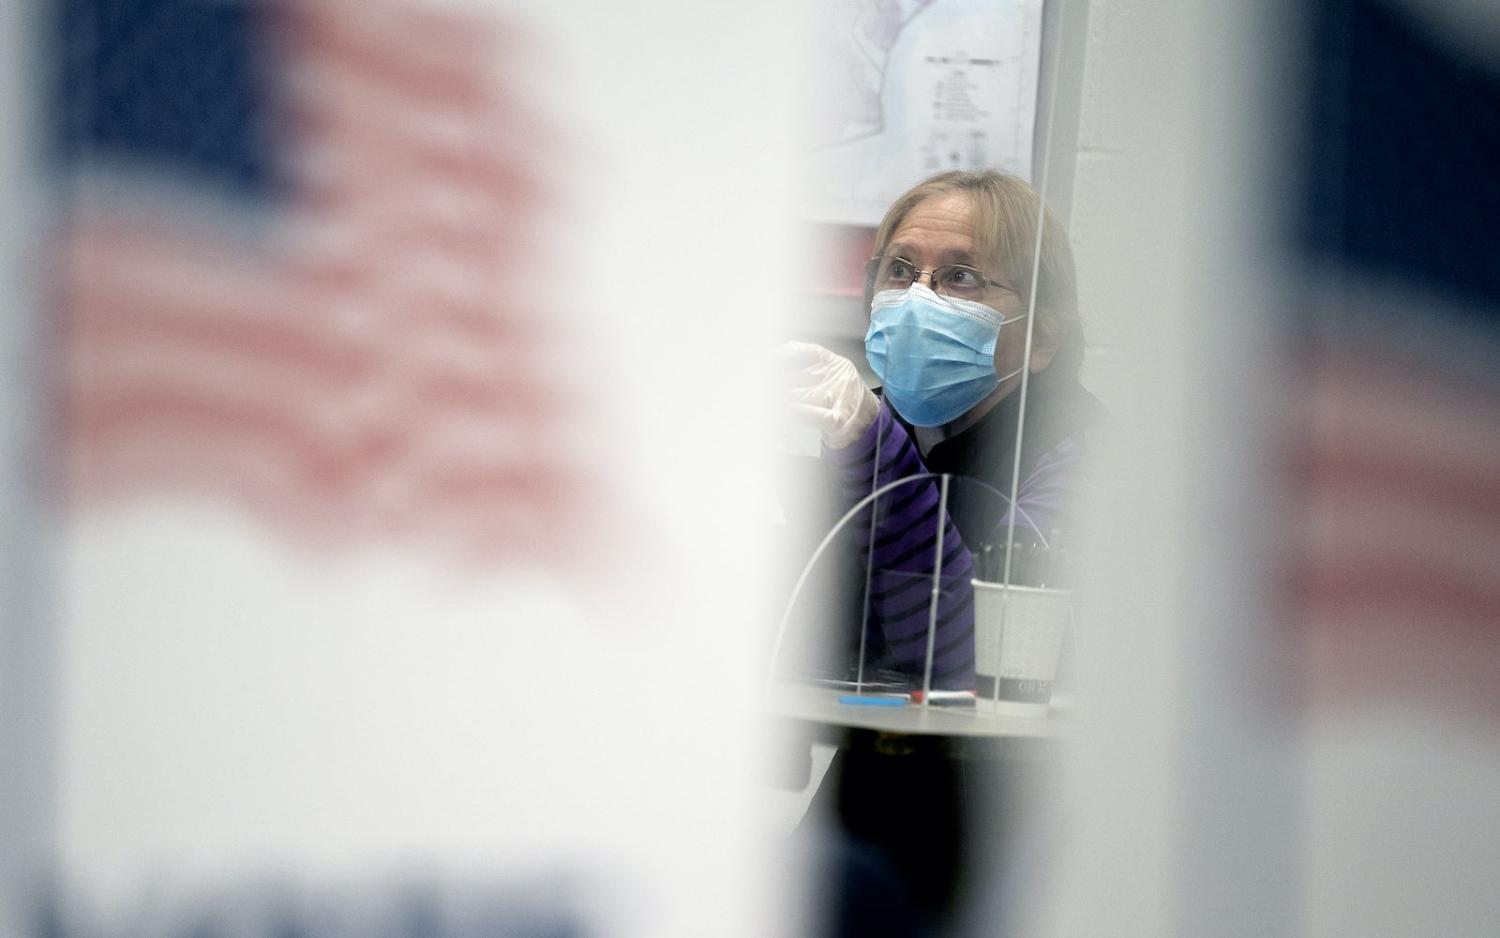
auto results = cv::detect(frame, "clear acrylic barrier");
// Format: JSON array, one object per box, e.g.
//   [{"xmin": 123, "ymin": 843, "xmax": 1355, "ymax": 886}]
[{"xmin": 770, "ymin": 470, "xmax": 1071, "ymax": 718}]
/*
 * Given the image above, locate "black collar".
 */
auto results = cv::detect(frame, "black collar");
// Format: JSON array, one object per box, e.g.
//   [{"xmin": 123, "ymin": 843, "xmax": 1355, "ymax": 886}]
[
  {"xmin": 884, "ymin": 368, "xmax": 1106, "ymax": 544},
  {"xmin": 890, "ymin": 367, "xmax": 1104, "ymax": 483}
]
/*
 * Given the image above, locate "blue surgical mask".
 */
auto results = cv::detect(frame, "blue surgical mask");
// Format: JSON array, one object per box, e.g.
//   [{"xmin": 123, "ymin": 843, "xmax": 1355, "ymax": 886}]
[{"xmin": 864, "ymin": 284, "xmax": 1024, "ymax": 427}]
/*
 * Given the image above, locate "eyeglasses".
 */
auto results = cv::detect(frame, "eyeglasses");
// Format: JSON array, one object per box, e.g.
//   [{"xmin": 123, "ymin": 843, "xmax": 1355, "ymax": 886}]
[{"xmin": 864, "ymin": 255, "xmax": 1010, "ymax": 300}]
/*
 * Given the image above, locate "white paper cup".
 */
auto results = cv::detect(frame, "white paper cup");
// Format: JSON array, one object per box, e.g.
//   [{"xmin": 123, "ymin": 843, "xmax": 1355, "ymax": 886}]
[{"xmin": 972, "ymin": 581, "xmax": 1071, "ymax": 717}]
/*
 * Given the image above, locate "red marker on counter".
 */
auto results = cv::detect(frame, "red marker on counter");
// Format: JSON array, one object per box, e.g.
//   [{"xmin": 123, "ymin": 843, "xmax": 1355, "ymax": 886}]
[{"xmin": 909, "ymin": 690, "xmax": 976, "ymax": 707}]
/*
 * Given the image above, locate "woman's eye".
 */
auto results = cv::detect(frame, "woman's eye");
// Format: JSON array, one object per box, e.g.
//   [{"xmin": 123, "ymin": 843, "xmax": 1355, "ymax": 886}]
[
  {"xmin": 885, "ymin": 261, "xmax": 914, "ymax": 282},
  {"xmin": 947, "ymin": 268, "xmax": 979, "ymax": 286}
]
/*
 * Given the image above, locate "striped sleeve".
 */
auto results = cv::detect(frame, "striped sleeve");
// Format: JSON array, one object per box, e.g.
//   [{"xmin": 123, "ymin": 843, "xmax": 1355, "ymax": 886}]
[
  {"xmin": 825, "ymin": 404, "xmax": 976, "ymax": 690},
  {"xmin": 994, "ymin": 430, "xmax": 1097, "ymax": 545}
]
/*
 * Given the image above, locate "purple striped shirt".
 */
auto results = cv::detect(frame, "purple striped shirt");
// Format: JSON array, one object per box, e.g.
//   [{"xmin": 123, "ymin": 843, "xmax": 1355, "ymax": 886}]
[
  {"xmin": 824, "ymin": 401, "xmax": 1095, "ymax": 690},
  {"xmin": 826, "ymin": 404, "xmax": 978, "ymax": 689}
]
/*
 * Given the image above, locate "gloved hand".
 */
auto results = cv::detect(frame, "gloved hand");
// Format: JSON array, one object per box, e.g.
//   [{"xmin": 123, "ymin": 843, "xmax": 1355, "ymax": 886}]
[{"xmin": 779, "ymin": 341, "xmax": 879, "ymax": 451}]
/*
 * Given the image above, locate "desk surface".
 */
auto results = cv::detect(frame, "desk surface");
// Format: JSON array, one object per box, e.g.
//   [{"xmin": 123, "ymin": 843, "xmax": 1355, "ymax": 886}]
[{"xmin": 765, "ymin": 683, "xmax": 1064, "ymax": 739}]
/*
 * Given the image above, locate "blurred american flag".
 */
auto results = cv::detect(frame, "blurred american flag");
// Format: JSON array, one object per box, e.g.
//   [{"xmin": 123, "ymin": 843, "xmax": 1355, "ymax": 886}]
[
  {"xmin": 1292, "ymin": 0, "xmax": 1500, "ymax": 714},
  {"xmin": 53, "ymin": 0, "xmax": 589, "ymax": 560}
]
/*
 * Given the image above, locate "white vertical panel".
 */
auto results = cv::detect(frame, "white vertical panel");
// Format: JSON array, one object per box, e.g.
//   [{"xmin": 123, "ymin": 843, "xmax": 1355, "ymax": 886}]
[
  {"xmin": 0, "ymin": 1, "xmax": 54, "ymax": 935},
  {"xmin": 518, "ymin": 1, "xmax": 796, "ymax": 934},
  {"xmin": 1041, "ymin": 1, "xmax": 1299, "ymax": 936}
]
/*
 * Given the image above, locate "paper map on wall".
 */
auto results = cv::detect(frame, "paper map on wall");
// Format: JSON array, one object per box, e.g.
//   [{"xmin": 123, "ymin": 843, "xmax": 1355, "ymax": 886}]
[{"xmin": 802, "ymin": 0, "xmax": 1045, "ymax": 226}]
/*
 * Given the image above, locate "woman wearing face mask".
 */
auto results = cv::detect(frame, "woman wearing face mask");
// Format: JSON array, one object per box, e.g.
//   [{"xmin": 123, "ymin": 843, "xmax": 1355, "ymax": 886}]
[
  {"xmin": 785, "ymin": 169, "xmax": 1105, "ymax": 693},
  {"xmin": 784, "ymin": 170, "xmax": 1106, "ymax": 932}
]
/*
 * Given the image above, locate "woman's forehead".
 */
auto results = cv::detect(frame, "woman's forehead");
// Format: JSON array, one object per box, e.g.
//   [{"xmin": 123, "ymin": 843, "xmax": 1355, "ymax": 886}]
[{"xmin": 887, "ymin": 192, "xmax": 990, "ymax": 265}]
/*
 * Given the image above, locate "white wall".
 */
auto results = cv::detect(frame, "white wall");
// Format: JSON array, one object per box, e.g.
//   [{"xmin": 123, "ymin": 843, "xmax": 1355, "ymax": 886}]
[{"xmin": 1070, "ymin": 0, "xmax": 1129, "ymax": 407}]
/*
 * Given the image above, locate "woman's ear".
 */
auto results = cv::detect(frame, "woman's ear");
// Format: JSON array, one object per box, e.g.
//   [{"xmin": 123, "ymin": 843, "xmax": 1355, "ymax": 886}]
[
  {"xmin": 1027, "ymin": 317, "xmax": 1060, "ymax": 372},
  {"xmin": 1027, "ymin": 344, "xmax": 1058, "ymax": 373}
]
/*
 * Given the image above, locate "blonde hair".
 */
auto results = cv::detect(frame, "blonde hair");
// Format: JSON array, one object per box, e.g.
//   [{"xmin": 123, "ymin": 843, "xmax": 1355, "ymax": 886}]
[{"xmin": 872, "ymin": 170, "xmax": 1082, "ymax": 376}]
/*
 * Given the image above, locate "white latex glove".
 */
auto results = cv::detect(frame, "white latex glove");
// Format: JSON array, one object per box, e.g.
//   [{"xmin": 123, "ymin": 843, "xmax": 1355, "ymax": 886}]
[{"xmin": 779, "ymin": 341, "xmax": 879, "ymax": 451}]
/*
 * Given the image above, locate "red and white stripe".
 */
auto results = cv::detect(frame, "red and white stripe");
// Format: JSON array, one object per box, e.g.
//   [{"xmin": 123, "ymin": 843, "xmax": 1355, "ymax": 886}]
[
  {"xmin": 1289, "ymin": 341, "xmax": 1500, "ymax": 714},
  {"xmin": 59, "ymin": 0, "xmax": 588, "ymax": 561}
]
